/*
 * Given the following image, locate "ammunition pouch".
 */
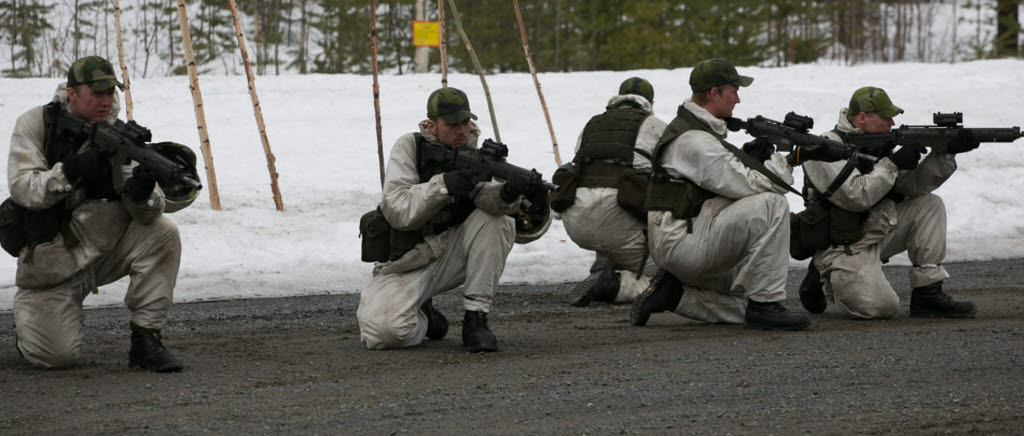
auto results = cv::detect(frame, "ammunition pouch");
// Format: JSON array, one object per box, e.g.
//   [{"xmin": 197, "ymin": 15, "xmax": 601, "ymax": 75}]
[
  {"xmin": 549, "ymin": 162, "xmax": 579, "ymax": 213},
  {"xmin": 645, "ymin": 174, "xmax": 714, "ymax": 222},
  {"xmin": 789, "ymin": 202, "xmax": 830, "ymax": 260},
  {"xmin": 829, "ymin": 207, "xmax": 866, "ymax": 246},
  {"xmin": 359, "ymin": 207, "xmax": 429, "ymax": 263},
  {"xmin": 0, "ymin": 198, "xmax": 26, "ymax": 257},
  {"xmin": 616, "ymin": 167, "xmax": 650, "ymax": 221}
]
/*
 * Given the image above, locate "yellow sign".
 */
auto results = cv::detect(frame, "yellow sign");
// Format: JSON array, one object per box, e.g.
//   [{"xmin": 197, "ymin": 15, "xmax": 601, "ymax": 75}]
[{"xmin": 412, "ymin": 21, "xmax": 440, "ymax": 47}]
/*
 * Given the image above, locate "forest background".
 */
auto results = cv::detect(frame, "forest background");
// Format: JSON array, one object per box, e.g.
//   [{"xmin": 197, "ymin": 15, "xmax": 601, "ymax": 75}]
[{"xmin": 0, "ymin": 0, "xmax": 1021, "ymax": 79}]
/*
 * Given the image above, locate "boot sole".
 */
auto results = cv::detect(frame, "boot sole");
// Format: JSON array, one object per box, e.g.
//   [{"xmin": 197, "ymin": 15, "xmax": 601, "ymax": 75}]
[
  {"xmin": 464, "ymin": 344, "xmax": 498, "ymax": 353},
  {"xmin": 129, "ymin": 358, "xmax": 184, "ymax": 373},
  {"xmin": 629, "ymin": 286, "xmax": 656, "ymax": 326},
  {"xmin": 909, "ymin": 310, "xmax": 977, "ymax": 319},
  {"xmin": 744, "ymin": 321, "xmax": 812, "ymax": 331}
]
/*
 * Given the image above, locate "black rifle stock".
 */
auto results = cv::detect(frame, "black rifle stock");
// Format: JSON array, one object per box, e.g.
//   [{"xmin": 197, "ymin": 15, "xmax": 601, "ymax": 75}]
[
  {"xmin": 841, "ymin": 112, "xmax": 1024, "ymax": 153},
  {"xmin": 419, "ymin": 138, "xmax": 558, "ymax": 193},
  {"xmin": 55, "ymin": 112, "xmax": 203, "ymax": 192},
  {"xmin": 726, "ymin": 112, "xmax": 879, "ymax": 163}
]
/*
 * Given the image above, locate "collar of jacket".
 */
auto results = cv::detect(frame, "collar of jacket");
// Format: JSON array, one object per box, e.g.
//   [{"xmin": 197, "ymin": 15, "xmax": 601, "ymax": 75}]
[
  {"xmin": 681, "ymin": 99, "xmax": 728, "ymax": 137},
  {"xmin": 605, "ymin": 94, "xmax": 652, "ymax": 113},
  {"xmin": 833, "ymin": 108, "xmax": 865, "ymax": 135}
]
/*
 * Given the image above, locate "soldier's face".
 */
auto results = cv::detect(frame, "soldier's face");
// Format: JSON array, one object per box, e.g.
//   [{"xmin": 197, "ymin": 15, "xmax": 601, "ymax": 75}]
[
  {"xmin": 428, "ymin": 117, "xmax": 472, "ymax": 147},
  {"xmin": 706, "ymin": 84, "xmax": 740, "ymax": 118},
  {"xmin": 854, "ymin": 112, "xmax": 895, "ymax": 133},
  {"xmin": 67, "ymin": 85, "xmax": 115, "ymax": 121}
]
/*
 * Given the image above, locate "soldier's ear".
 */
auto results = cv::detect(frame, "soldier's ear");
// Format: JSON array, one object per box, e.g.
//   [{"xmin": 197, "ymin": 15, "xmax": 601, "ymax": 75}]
[{"xmin": 425, "ymin": 118, "xmax": 437, "ymax": 135}]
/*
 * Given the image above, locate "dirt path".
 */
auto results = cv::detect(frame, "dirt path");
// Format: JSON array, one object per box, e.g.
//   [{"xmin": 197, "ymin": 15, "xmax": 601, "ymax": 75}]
[{"xmin": 1, "ymin": 260, "xmax": 1023, "ymax": 434}]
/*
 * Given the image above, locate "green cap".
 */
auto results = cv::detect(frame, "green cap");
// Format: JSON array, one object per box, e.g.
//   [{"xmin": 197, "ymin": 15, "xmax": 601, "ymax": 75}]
[
  {"xmin": 67, "ymin": 56, "xmax": 124, "ymax": 91},
  {"xmin": 618, "ymin": 77, "xmax": 654, "ymax": 102},
  {"xmin": 426, "ymin": 87, "xmax": 478, "ymax": 124},
  {"xmin": 689, "ymin": 58, "xmax": 753, "ymax": 93},
  {"xmin": 848, "ymin": 86, "xmax": 903, "ymax": 118}
]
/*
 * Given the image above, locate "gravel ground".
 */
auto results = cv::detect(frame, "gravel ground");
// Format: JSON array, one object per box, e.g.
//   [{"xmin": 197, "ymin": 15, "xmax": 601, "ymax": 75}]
[{"xmin": 1, "ymin": 260, "xmax": 1022, "ymax": 435}]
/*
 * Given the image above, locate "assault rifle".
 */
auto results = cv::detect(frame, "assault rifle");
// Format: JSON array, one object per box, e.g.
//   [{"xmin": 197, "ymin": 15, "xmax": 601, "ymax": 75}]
[
  {"xmin": 726, "ymin": 112, "xmax": 878, "ymax": 163},
  {"xmin": 55, "ymin": 111, "xmax": 203, "ymax": 192},
  {"xmin": 419, "ymin": 138, "xmax": 559, "ymax": 193},
  {"xmin": 841, "ymin": 112, "xmax": 1024, "ymax": 153}
]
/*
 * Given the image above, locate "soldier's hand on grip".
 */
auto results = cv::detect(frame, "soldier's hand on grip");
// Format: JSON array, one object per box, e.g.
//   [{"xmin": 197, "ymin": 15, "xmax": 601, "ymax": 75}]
[
  {"xmin": 442, "ymin": 169, "xmax": 476, "ymax": 198},
  {"xmin": 946, "ymin": 129, "xmax": 981, "ymax": 154},
  {"xmin": 61, "ymin": 147, "xmax": 110, "ymax": 184},
  {"xmin": 124, "ymin": 166, "xmax": 157, "ymax": 202},
  {"xmin": 741, "ymin": 139, "xmax": 775, "ymax": 164},
  {"xmin": 889, "ymin": 146, "xmax": 923, "ymax": 170}
]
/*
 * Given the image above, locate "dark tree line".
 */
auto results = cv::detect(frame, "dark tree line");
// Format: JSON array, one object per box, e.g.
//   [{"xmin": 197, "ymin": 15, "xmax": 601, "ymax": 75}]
[{"xmin": 0, "ymin": 0, "xmax": 1019, "ymax": 78}]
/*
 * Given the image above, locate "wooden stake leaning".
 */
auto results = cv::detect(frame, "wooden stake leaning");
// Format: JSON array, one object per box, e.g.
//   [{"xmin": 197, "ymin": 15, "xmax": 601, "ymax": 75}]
[
  {"xmin": 111, "ymin": 0, "xmax": 133, "ymax": 121},
  {"xmin": 176, "ymin": 0, "xmax": 222, "ymax": 210},
  {"xmin": 438, "ymin": 0, "xmax": 447, "ymax": 88},
  {"xmin": 512, "ymin": 0, "xmax": 561, "ymax": 166},
  {"xmin": 446, "ymin": 0, "xmax": 500, "ymax": 142},
  {"xmin": 371, "ymin": 0, "xmax": 386, "ymax": 188},
  {"xmin": 227, "ymin": 0, "xmax": 284, "ymax": 211}
]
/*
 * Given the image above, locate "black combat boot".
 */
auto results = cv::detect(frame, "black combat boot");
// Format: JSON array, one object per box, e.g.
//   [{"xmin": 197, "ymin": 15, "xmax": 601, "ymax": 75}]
[
  {"xmin": 421, "ymin": 298, "xmax": 449, "ymax": 340},
  {"xmin": 745, "ymin": 299, "xmax": 812, "ymax": 331},
  {"xmin": 909, "ymin": 282, "xmax": 976, "ymax": 318},
  {"xmin": 129, "ymin": 326, "xmax": 184, "ymax": 372},
  {"xmin": 462, "ymin": 311, "xmax": 498, "ymax": 352},
  {"xmin": 799, "ymin": 263, "xmax": 827, "ymax": 314},
  {"xmin": 571, "ymin": 264, "xmax": 621, "ymax": 307},
  {"xmin": 629, "ymin": 270, "xmax": 684, "ymax": 326}
]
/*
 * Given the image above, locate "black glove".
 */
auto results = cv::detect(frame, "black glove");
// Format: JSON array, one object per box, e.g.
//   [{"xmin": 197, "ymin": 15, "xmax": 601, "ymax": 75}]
[
  {"xmin": 442, "ymin": 169, "xmax": 476, "ymax": 198},
  {"xmin": 123, "ymin": 166, "xmax": 156, "ymax": 202},
  {"xmin": 945, "ymin": 129, "xmax": 981, "ymax": 154},
  {"xmin": 741, "ymin": 139, "xmax": 775, "ymax": 164},
  {"xmin": 854, "ymin": 154, "xmax": 876, "ymax": 175},
  {"xmin": 888, "ymin": 146, "xmax": 923, "ymax": 170},
  {"xmin": 500, "ymin": 178, "xmax": 525, "ymax": 203},
  {"xmin": 61, "ymin": 148, "xmax": 110, "ymax": 183},
  {"xmin": 787, "ymin": 143, "xmax": 847, "ymax": 166}
]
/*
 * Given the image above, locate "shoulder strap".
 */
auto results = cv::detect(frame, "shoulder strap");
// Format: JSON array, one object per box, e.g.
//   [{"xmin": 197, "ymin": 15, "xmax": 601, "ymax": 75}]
[{"xmin": 671, "ymin": 107, "xmax": 806, "ymax": 200}]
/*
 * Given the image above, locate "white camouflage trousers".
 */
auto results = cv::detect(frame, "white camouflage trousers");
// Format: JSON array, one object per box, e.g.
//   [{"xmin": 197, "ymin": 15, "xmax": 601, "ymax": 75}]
[
  {"xmin": 648, "ymin": 193, "xmax": 791, "ymax": 324},
  {"xmin": 563, "ymin": 189, "xmax": 656, "ymax": 303},
  {"xmin": 813, "ymin": 194, "xmax": 949, "ymax": 319},
  {"xmin": 14, "ymin": 216, "xmax": 181, "ymax": 369},
  {"xmin": 358, "ymin": 209, "xmax": 515, "ymax": 350}
]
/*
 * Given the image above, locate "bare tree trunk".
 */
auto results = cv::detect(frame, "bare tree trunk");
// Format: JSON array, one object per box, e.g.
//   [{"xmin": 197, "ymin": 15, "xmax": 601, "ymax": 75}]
[
  {"xmin": 228, "ymin": 0, "xmax": 284, "ymax": 211},
  {"xmin": 73, "ymin": 0, "xmax": 80, "ymax": 60},
  {"xmin": 176, "ymin": 0, "xmax": 222, "ymax": 211},
  {"xmin": 951, "ymin": 0, "xmax": 958, "ymax": 63},
  {"xmin": 112, "ymin": 0, "xmax": 134, "ymax": 120},
  {"xmin": 996, "ymin": 0, "xmax": 1021, "ymax": 57},
  {"xmin": 512, "ymin": 0, "xmax": 560, "ymax": 166},
  {"xmin": 446, "ymin": 0, "xmax": 500, "ymax": 141},
  {"xmin": 413, "ymin": 0, "xmax": 428, "ymax": 73},
  {"xmin": 299, "ymin": 0, "xmax": 307, "ymax": 74},
  {"xmin": 371, "ymin": 0, "xmax": 386, "ymax": 187},
  {"xmin": 438, "ymin": 0, "xmax": 447, "ymax": 87}
]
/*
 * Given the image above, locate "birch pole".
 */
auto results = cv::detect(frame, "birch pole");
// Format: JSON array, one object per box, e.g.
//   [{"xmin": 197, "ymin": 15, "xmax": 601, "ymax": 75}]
[
  {"xmin": 438, "ymin": 0, "xmax": 447, "ymax": 88},
  {"xmin": 111, "ymin": 0, "xmax": 133, "ymax": 121},
  {"xmin": 371, "ymin": 0, "xmax": 386, "ymax": 187},
  {"xmin": 176, "ymin": 0, "xmax": 221, "ymax": 210},
  {"xmin": 227, "ymin": 0, "xmax": 284, "ymax": 211},
  {"xmin": 446, "ymin": 0, "xmax": 500, "ymax": 142},
  {"xmin": 512, "ymin": 0, "xmax": 561, "ymax": 166}
]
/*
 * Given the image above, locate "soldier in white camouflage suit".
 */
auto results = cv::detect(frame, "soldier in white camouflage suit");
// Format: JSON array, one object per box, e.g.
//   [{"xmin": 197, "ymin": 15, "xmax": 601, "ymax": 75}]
[{"xmin": 798, "ymin": 86, "xmax": 978, "ymax": 319}]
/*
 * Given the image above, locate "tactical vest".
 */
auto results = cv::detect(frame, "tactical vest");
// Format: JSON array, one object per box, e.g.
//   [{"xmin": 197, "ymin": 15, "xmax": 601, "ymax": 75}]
[
  {"xmin": 383, "ymin": 134, "xmax": 478, "ymax": 260},
  {"xmin": 644, "ymin": 106, "xmax": 718, "ymax": 231},
  {"xmin": 805, "ymin": 128, "xmax": 871, "ymax": 247},
  {"xmin": 575, "ymin": 104, "xmax": 650, "ymax": 189}
]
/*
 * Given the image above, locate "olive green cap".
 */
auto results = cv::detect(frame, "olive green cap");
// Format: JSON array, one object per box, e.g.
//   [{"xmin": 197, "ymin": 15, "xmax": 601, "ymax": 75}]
[
  {"xmin": 618, "ymin": 77, "xmax": 654, "ymax": 102},
  {"xmin": 689, "ymin": 58, "xmax": 753, "ymax": 93},
  {"xmin": 67, "ymin": 56, "xmax": 124, "ymax": 91},
  {"xmin": 848, "ymin": 86, "xmax": 903, "ymax": 118},
  {"xmin": 426, "ymin": 87, "xmax": 478, "ymax": 124}
]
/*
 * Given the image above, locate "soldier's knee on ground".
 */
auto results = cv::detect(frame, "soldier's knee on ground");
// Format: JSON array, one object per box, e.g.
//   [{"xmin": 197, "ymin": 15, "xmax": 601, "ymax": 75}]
[
  {"xmin": 18, "ymin": 340, "xmax": 78, "ymax": 369},
  {"xmin": 361, "ymin": 313, "xmax": 423, "ymax": 349},
  {"xmin": 830, "ymin": 270, "xmax": 899, "ymax": 319}
]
